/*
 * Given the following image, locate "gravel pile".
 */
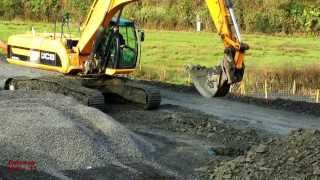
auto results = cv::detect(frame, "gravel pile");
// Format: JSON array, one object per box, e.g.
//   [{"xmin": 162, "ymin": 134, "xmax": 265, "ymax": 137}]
[
  {"xmin": 0, "ymin": 90, "xmax": 175, "ymax": 179},
  {"xmin": 211, "ymin": 129, "xmax": 320, "ymax": 180}
]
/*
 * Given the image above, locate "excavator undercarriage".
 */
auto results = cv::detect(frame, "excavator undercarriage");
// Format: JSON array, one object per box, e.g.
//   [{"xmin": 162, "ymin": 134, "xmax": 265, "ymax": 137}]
[{"xmin": 6, "ymin": 75, "xmax": 161, "ymax": 110}]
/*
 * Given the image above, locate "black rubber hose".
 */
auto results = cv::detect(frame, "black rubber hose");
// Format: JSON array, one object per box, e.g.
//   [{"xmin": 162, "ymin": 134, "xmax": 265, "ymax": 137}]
[{"xmin": 225, "ymin": 0, "xmax": 233, "ymax": 8}]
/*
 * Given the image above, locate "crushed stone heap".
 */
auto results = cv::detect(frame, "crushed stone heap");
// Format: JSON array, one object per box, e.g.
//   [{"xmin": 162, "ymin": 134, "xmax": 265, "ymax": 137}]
[{"xmin": 212, "ymin": 129, "xmax": 320, "ymax": 180}]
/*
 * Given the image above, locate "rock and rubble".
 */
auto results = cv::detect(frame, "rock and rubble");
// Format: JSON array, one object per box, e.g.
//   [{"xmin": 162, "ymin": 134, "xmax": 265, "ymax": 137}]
[
  {"xmin": 211, "ymin": 129, "xmax": 320, "ymax": 180},
  {"xmin": 110, "ymin": 105, "xmax": 264, "ymax": 156},
  {"xmin": 108, "ymin": 104, "xmax": 268, "ymax": 179}
]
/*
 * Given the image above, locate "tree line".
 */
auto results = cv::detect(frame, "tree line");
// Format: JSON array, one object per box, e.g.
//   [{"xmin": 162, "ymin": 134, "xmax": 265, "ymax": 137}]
[{"xmin": 0, "ymin": 0, "xmax": 319, "ymax": 34}]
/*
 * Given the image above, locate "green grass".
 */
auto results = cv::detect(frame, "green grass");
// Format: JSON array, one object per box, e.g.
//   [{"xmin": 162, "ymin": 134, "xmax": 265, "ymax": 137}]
[
  {"xmin": 141, "ymin": 31, "xmax": 320, "ymax": 69},
  {"xmin": 137, "ymin": 31, "xmax": 320, "ymax": 84},
  {"xmin": 1, "ymin": 21, "xmax": 319, "ymax": 85}
]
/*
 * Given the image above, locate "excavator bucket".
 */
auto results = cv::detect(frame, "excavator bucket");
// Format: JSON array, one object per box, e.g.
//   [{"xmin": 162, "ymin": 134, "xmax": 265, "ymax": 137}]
[
  {"xmin": 186, "ymin": 48, "xmax": 245, "ymax": 98},
  {"xmin": 187, "ymin": 64, "xmax": 230, "ymax": 98}
]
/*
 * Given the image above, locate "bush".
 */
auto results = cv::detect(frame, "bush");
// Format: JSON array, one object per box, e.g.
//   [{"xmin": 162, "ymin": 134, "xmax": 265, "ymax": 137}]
[
  {"xmin": 0, "ymin": 0, "xmax": 319, "ymax": 34},
  {"xmin": 0, "ymin": 0, "xmax": 22, "ymax": 19},
  {"xmin": 255, "ymin": 14, "xmax": 271, "ymax": 33}
]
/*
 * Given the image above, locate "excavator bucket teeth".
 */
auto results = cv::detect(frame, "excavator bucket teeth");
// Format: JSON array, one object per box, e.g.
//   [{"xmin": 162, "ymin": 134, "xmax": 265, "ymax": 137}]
[{"xmin": 186, "ymin": 64, "xmax": 230, "ymax": 98}]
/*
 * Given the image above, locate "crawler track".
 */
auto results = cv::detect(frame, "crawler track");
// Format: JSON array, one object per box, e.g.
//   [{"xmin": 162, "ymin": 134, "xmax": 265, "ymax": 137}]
[
  {"xmin": 7, "ymin": 76, "xmax": 106, "ymax": 110},
  {"xmin": 6, "ymin": 75, "xmax": 161, "ymax": 110}
]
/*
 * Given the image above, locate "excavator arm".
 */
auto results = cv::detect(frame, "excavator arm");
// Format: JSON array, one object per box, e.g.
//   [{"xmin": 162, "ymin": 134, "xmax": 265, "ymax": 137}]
[
  {"xmin": 77, "ymin": 0, "xmax": 138, "ymax": 55},
  {"xmin": 205, "ymin": 0, "xmax": 248, "ymax": 69},
  {"xmin": 188, "ymin": 0, "xmax": 249, "ymax": 97},
  {"xmin": 75, "ymin": 0, "xmax": 248, "ymax": 97}
]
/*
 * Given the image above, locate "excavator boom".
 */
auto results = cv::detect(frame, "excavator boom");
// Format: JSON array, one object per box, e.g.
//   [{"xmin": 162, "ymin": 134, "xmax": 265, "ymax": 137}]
[
  {"xmin": 188, "ymin": 0, "xmax": 249, "ymax": 97},
  {"xmin": 77, "ymin": 0, "xmax": 138, "ymax": 54},
  {"xmin": 76, "ymin": 0, "xmax": 248, "ymax": 98}
]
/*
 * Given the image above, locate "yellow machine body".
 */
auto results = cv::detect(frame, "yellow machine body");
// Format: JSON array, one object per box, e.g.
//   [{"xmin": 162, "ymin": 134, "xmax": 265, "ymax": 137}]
[
  {"xmin": 7, "ymin": 33, "xmax": 81, "ymax": 73},
  {"xmin": 4, "ymin": 0, "xmax": 249, "ymax": 98},
  {"xmin": 6, "ymin": 0, "xmax": 138, "ymax": 76}
]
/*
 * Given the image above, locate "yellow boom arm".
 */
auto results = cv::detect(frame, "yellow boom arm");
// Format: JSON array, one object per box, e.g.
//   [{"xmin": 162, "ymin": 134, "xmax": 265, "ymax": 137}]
[
  {"xmin": 77, "ymin": 0, "xmax": 247, "ymax": 67},
  {"xmin": 77, "ymin": 0, "xmax": 138, "ymax": 55},
  {"xmin": 205, "ymin": 0, "xmax": 248, "ymax": 69}
]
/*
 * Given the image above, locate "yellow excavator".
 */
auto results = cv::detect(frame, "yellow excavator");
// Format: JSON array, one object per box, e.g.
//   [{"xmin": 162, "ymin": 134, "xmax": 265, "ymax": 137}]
[{"xmin": 1, "ymin": 0, "xmax": 248, "ymax": 109}]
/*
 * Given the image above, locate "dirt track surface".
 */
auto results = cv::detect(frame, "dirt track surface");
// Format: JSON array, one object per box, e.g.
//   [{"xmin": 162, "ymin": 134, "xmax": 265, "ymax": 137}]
[
  {"xmin": 159, "ymin": 88, "xmax": 320, "ymax": 135},
  {"xmin": 141, "ymin": 80, "xmax": 320, "ymax": 117}
]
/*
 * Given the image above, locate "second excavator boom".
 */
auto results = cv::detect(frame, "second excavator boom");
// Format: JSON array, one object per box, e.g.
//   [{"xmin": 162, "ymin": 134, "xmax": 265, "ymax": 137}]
[{"xmin": 188, "ymin": 0, "xmax": 249, "ymax": 97}]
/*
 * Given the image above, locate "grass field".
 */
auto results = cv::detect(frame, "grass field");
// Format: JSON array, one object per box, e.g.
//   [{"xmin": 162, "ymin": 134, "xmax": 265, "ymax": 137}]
[
  {"xmin": 138, "ymin": 30, "xmax": 320, "ymax": 84},
  {"xmin": 142, "ymin": 31, "xmax": 320, "ymax": 69},
  {"xmin": 1, "ymin": 21, "xmax": 319, "ymax": 85}
]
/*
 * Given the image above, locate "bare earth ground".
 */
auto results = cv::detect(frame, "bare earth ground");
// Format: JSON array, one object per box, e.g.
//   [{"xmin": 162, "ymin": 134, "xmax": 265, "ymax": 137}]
[{"xmin": 0, "ymin": 58, "xmax": 320, "ymax": 179}]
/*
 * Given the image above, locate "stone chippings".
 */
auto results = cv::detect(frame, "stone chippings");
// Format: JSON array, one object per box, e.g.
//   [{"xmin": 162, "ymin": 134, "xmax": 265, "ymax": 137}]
[
  {"xmin": 0, "ymin": 90, "xmax": 175, "ymax": 179},
  {"xmin": 113, "ymin": 105, "xmax": 262, "ymax": 156},
  {"xmin": 211, "ymin": 129, "xmax": 320, "ymax": 180}
]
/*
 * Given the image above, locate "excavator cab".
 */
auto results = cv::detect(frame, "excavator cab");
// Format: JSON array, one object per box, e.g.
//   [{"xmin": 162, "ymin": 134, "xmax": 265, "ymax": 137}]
[{"xmin": 95, "ymin": 18, "xmax": 142, "ymax": 75}]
